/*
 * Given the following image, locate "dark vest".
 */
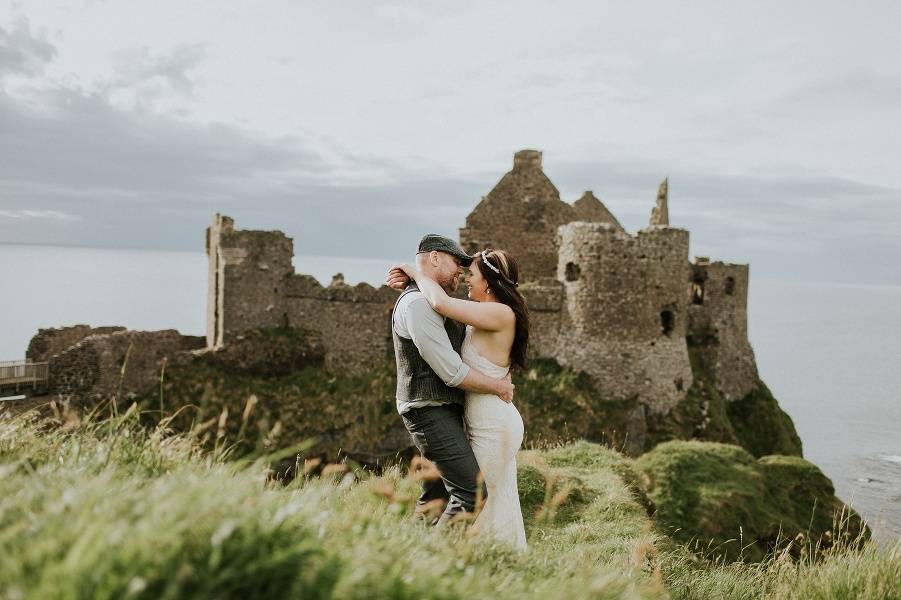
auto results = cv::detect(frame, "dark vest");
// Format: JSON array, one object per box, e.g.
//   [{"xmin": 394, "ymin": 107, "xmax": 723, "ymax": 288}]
[{"xmin": 392, "ymin": 283, "xmax": 465, "ymax": 409}]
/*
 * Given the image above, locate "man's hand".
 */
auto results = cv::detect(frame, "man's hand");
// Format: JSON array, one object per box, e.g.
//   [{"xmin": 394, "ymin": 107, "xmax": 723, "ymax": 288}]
[
  {"xmin": 495, "ymin": 372, "xmax": 515, "ymax": 403},
  {"xmin": 386, "ymin": 266, "xmax": 410, "ymax": 290}
]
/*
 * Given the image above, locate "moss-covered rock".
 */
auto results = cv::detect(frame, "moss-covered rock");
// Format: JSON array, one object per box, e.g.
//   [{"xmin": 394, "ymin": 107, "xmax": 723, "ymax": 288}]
[
  {"xmin": 727, "ymin": 383, "xmax": 803, "ymax": 457},
  {"xmin": 512, "ymin": 358, "xmax": 642, "ymax": 453},
  {"xmin": 204, "ymin": 327, "xmax": 325, "ymax": 376},
  {"xmin": 540, "ymin": 440, "xmax": 654, "ymax": 516},
  {"xmin": 646, "ymin": 348, "xmax": 802, "ymax": 458},
  {"xmin": 138, "ymin": 349, "xmax": 406, "ymax": 466},
  {"xmin": 635, "ymin": 440, "xmax": 869, "ymax": 563}
]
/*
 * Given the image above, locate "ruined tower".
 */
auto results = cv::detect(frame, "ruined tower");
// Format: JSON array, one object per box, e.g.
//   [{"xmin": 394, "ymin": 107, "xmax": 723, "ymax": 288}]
[
  {"xmin": 687, "ymin": 258, "xmax": 758, "ymax": 400},
  {"xmin": 206, "ymin": 214, "xmax": 293, "ymax": 348},
  {"xmin": 555, "ymin": 223, "xmax": 693, "ymax": 416}
]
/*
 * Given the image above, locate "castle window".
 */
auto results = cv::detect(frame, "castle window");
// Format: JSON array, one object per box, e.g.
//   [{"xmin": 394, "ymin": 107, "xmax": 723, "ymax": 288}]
[
  {"xmin": 725, "ymin": 277, "xmax": 735, "ymax": 295},
  {"xmin": 565, "ymin": 262, "xmax": 581, "ymax": 282},
  {"xmin": 691, "ymin": 280, "xmax": 705, "ymax": 305},
  {"xmin": 660, "ymin": 310, "xmax": 675, "ymax": 337},
  {"xmin": 690, "ymin": 270, "xmax": 706, "ymax": 305}
]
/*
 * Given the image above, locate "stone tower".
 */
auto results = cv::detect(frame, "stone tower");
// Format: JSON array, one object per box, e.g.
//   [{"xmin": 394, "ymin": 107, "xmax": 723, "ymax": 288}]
[
  {"xmin": 555, "ymin": 222, "xmax": 693, "ymax": 415},
  {"xmin": 206, "ymin": 214, "xmax": 294, "ymax": 348},
  {"xmin": 687, "ymin": 258, "xmax": 759, "ymax": 400}
]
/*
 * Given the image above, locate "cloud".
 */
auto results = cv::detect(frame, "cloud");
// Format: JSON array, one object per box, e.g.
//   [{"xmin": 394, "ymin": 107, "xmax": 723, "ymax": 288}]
[
  {"xmin": 0, "ymin": 18, "xmax": 56, "ymax": 77},
  {"xmin": 106, "ymin": 44, "xmax": 207, "ymax": 98},
  {"xmin": 1, "ymin": 8, "xmax": 899, "ymax": 287},
  {"xmin": 0, "ymin": 209, "xmax": 80, "ymax": 221}
]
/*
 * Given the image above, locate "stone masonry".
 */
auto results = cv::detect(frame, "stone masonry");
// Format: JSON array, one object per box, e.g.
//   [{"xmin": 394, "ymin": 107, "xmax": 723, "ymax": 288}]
[
  {"xmin": 687, "ymin": 259, "xmax": 758, "ymax": 400},
  {"xmin": 459, "ymin": 149, "xmax": 623, "ymax": 281},
  {"xmin": 555, "ymin": 223, "xmax": 693, "ymax": 415},
  {"xmin": 206, "ymin": 214, "xmax": 397, "ymax": 373}
]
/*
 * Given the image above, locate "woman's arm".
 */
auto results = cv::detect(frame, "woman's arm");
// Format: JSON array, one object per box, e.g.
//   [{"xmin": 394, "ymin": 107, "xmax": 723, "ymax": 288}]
[{"xmin": 393, "ymin": 264, "xmax": 514, "ymax": 332}]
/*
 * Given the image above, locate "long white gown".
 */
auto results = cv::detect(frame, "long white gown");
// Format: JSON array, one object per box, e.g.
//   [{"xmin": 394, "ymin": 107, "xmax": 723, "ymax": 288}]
[{"xmin": 461, "ymin": 326, "xmax": 527, "ymax": 551}]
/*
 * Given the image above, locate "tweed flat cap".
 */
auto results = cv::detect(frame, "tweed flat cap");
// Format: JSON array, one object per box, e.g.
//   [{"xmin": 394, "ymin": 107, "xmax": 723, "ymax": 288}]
[{"xmin": 417, "ymin": 234, "xmax": 473, "ymax": 266}]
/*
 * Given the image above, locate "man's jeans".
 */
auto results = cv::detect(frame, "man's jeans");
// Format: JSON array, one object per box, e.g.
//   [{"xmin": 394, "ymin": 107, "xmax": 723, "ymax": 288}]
[{"xmin": 401, "ymin": 403, "xmax": 483, "ymax": 524}]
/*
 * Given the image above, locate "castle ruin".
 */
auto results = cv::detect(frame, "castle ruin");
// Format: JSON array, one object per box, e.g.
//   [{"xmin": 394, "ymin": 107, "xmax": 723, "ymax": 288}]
[{"xmin": 205, "ymin": 149, "xmax": 759, "ymax": 420}]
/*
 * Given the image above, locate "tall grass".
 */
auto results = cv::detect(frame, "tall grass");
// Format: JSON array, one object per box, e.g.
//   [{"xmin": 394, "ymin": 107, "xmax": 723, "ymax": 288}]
[{"xmin": 0, "ymin": 406, "xmax": 897, "ymax": 599}]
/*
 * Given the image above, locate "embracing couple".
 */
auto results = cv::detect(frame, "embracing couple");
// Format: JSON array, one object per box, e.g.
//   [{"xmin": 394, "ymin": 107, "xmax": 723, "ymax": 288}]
[{"xmin": 386, "ymin": 234, "xmax": 530, "ymax": 552}]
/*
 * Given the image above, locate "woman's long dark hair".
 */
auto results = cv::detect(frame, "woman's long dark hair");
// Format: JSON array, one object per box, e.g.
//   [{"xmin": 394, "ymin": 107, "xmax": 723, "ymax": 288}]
[{"xmin": 475, "ymin": 249, "xmax": 530, "ymax": 370}]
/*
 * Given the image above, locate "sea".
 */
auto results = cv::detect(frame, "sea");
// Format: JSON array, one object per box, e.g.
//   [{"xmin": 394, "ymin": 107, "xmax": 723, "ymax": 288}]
[{"xmin": 1, "ymin": 243, "xmax": 899, "ymax": 543}]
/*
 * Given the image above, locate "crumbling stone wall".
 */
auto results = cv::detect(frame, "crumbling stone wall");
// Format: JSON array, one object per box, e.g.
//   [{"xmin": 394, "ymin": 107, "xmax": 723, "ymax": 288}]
[
  {"xmin": 460, "ymin": 150, "xmax": 621, "ymax": 282},
  {"xmin": 555, "ymin": 222, "xmax": 693, "ymax": 415},
  {"xmin": 520, "ymin": 278, "xmax": 565, "ymax": 360},
  {"xmin": 687, "ymin": 260, "xmax": 758, "ymax": 400},
  {"xmin": 283, "ymin": 274, "xmax": 398, "ymax": 372},
  {"xmin": 207, "ymin": 214, "xmax": 294, "ymax": 348},
  {"xmin": 207, "ymin": 217, "xmax": 400, "ymax": 374},
  {"xmin": 27, "ymin": 325, "xmax": 126, "ymax": 362},
  {"xmin": 50, "ymin": 330, "xmax": 204, "ymax": 406}
]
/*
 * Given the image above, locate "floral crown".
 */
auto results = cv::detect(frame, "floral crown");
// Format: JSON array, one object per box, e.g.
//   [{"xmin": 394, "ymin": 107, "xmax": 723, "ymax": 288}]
[{"xmin": 480, "ymin": 250, "xmax": 518, "ymax": 287}]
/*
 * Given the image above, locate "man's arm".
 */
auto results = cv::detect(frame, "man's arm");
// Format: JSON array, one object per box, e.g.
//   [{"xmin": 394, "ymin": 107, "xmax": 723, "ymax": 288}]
[
  {"xmin": 405, "ymin": 296, "xmax": 514, "ymax": 402},
  {"xmin": 458, "ymin": 368, "xmax": 514, "ymax": 403}
]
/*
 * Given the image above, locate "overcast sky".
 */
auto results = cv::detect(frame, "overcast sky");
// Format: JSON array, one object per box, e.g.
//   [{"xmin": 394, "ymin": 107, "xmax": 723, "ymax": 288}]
[{"xmin": 1, "ymin": 1, "xmax": 899, "ymax": 285}]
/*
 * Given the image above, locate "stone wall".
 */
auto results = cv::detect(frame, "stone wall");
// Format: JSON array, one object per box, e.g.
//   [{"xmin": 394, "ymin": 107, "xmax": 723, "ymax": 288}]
[
  {"xmin": 50, "ymin": 329, "xmax": 205, "ymax": 406},
  {"xmin": 27, "ymin": 325, "xmax": 126, "ymax": 362},
  {"xmin": 283, "ymin": 274, "xmax": 398, "ymax": 372},
  {"xmin": 207, "ymin": 215, "xmax": 401, "ymax": 374},
  {"xmin": 555, "ymin": 222, "xmax": 693, "ymax": 414},
  {"xmin": 520, "ymin": 278, "xmax": 565, "ymax": 360},
  {"xmin": 687, "ymin": 260, "xmax": 758, "ymax": 400}
]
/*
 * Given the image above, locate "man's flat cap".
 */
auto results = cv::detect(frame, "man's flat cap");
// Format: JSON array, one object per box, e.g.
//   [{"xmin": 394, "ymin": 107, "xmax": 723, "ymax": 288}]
[{"xmin": 417, "ymin": 234, "xmax": 472, "ymax": 266}]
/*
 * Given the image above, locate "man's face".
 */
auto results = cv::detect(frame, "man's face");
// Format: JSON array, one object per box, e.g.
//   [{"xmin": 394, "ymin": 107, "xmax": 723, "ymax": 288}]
[{"xmin": 436, "ymin": 252, "xmax": 464, "ymax": 293}]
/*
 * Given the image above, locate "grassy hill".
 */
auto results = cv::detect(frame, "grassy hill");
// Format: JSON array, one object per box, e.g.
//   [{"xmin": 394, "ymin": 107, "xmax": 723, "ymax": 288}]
[{"xmin": 1, "ymin": 408, "xmax": 897, "ymax": 600}]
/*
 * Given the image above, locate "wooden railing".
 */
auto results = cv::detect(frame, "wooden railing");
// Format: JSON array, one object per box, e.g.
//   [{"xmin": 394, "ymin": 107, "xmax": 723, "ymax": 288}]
[{"xmin": 0, "ymin": 360, "xmax": 50, "ymax": 391}]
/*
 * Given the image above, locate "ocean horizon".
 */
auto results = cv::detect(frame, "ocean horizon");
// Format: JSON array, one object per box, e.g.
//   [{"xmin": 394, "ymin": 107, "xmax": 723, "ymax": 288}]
[{"xmin": 1, "ymin": 242, "xmax": 899, "ymax": 543}]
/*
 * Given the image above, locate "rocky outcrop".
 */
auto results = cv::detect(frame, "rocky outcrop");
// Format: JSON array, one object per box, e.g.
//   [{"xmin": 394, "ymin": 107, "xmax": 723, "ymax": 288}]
[{"xmin": 636, "ymin": 440, "xmax": 868, "ymax": 562}]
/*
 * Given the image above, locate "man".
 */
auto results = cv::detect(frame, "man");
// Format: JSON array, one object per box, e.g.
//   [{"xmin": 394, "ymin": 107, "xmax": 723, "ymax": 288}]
[{"xmin": 390, "ymin": 234, "xmax": 515, "ymax": 525}]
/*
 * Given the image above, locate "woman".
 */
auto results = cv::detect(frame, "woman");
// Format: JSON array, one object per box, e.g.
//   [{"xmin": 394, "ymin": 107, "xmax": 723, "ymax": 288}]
[{"xmin": 391, "ymin": 249, "xmax": 529, "ymax": 551}]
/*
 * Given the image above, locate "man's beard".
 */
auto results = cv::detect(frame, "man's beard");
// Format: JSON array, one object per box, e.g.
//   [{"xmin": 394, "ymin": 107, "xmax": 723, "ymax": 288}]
[{"xmin": 440, "ymin": 273, "xmax": 460, "ymax": 293}]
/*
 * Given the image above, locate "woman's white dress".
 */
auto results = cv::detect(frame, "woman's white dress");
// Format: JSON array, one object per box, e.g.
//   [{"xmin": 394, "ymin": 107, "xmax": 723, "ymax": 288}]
[{"xmin": 461, "ymin": 326, "xmax": 527, "ymax": 551}]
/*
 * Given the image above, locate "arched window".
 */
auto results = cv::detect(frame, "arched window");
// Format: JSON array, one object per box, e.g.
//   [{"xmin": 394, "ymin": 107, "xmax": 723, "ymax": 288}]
[
  {"xmin": 565, "ymin": 262, "xmax": 581, "ymax": 282},
  {"xmin": 725, "ymin": 277, "xmax": 735, "ymax": 296}
]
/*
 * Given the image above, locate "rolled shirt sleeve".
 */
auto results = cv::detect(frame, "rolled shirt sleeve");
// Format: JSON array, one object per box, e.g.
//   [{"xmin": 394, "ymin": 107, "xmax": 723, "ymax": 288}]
[{"xmin": 405, "ymin": 296, "xmax": 470, "ymax": 387}]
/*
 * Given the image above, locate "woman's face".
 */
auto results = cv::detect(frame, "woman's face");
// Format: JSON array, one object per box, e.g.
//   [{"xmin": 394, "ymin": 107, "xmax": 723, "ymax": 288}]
[{"xmin": 465, "ymin": 259, "xmax": 490, "ymax": 301}]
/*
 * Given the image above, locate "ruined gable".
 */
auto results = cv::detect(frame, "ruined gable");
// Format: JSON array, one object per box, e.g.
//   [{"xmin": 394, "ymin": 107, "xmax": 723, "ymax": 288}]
[
  {"xmin": 459, "ymin": 150, "xmax": 578, "ymax": 281},
  {"xmin": 573, "ymin": 191, "xmax": 625, "ymax": 233}
]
